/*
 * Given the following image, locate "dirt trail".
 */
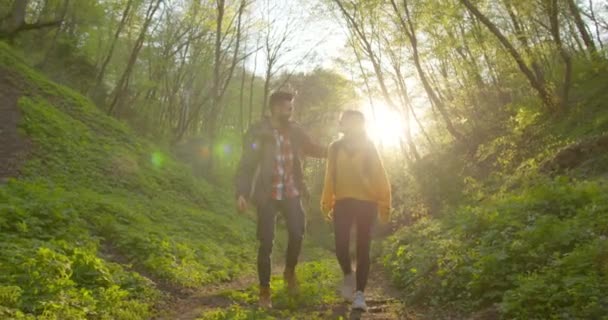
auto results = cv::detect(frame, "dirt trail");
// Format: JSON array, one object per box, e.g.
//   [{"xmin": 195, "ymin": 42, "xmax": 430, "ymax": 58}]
[
  {"xmin": 154, "ymin": 272, "xmax": 259, "ymax": 320},
  {"xmin": 0, "ymin": 67, "xmax": 30, "ymax": 183},
  {"xmin": 156, "ymin": 261, "xmax": 414, "ymax": 320}
]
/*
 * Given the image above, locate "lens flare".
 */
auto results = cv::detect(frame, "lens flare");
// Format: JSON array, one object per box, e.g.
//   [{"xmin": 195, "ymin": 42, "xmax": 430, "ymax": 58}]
[
  {"xmin": 223, "ymin": 145, "xmax": 232, "ymax": 154},
  {"xmin": 151, "ymin": 151, "xmax": 165, "ymax": 168}
]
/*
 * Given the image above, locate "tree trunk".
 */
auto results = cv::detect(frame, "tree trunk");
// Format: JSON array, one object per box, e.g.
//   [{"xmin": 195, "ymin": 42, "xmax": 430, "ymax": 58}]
[
  {"xmin": 92, "ymin": 0, "xmax": 133, "ymax": 94},
  {"xmin": 41, "ymin": 0, "xmax": 70, "ymax": 67},
  {"xmin": 107, "ymin": 0, "xmax": 161, "ymax": 116},
  {"xmin": 6, "ymin": 0, "xmax": 28, "ymax": 33},
  {"xmin": 566, "ymin": 0, "xmax": 596, "ymax": 54},
  {"xmin": 503, "ymin": 1, "xmax": 545, "ymax": 82},
  {"xmin": 459, "ymin": 0, "xmax": 556, "ymax": 111},
  {"xmin": 262, "ymin": 64, "xmax": 272, "ymax": 116},
  {"xmin": 239, "ymin": 63, "xmax": 247, "ymax": 138},
  {"xmin": 1, "ymin": 0, "xmax": 63, "ymax": 40},
  {"xmin": 248, "ymin": 37, "xmax": 260, "ymax": 126},
  {"xmin": 547, "ymin": 0, "xmax": 572, "ymax": 110},
  {"xmin": 206, "ymin": 0, "xmax": 246, "ymax": 172},
  {"xmin": 388, "ymin": 0, "xmax": 466, "ymax": 143},
  {"xmin": 587, "ymin": 0, "xmax": 604, "ymax": 50}
]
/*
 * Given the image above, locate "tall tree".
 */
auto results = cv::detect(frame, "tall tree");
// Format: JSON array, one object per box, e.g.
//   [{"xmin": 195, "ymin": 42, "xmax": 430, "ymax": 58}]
[
  {"xmin": 546, "ymin": 0, "xmax": 572, "ymax": 109},
  {"xmin": 387, "ymin": 0, "xmax": 466, "ymax": 142},
  {"xmin": 107, "ymin": 0, "xmax": 162, "ymax": 116},
  {"xmin": 459, "ymin": 0, "xmax": 556, "ymax": 111},
  {"xmin": 566, "ymin": 0, "xmax": 597, "ymax": 54},
  {"xmin": 91, "ymin": 0, "xmax": 134, "ymax": 95},
  {"xmin": 0, "ymin": 0, "xmax": 64, "ymax": 40}
]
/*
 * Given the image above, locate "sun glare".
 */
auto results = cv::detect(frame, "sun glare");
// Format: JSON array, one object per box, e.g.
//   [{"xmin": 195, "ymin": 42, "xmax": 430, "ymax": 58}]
[{"xmin": 363, "ymin": 102, "xmax": 405, "ymax": 149}]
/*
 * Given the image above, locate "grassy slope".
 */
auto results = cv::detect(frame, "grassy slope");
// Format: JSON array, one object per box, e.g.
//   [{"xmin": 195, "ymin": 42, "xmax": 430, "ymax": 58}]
[
  {"xmin": 0, "ymin": 42, "xmax": 258, "ymax": 319},
  {"xmin": 383, "ymin": 61, "xmax": 608, "ymax": 318}
]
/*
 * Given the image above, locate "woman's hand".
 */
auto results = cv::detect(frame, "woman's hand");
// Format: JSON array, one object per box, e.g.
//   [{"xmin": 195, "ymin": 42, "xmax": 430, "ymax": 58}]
[{"xmin": 378, "ymin": 206, "xmax": 391, "ymax": 224}]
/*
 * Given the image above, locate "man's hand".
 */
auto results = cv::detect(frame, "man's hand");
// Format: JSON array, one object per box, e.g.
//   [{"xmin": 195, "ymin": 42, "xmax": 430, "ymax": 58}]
[
  {"xmin": 237, "ymin": 195, "xmax": 248, "ymax": 212},
  {"xmin": 322, "ymin": 205, "xmax": 333, "ymax": 222}
]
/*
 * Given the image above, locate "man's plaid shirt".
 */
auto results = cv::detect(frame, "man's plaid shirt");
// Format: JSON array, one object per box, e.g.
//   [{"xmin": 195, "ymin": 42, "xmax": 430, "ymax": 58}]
[{"xmin": 271, "ymin": 128, "xmax": 299, "ymax": 200}]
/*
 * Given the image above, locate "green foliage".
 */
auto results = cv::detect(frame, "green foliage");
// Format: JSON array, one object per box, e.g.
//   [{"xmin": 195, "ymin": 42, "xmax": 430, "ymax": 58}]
[
  {"xmin": 0, "ymin": 42, "xmax": 257, "ymax": 318},
  {"xmin": 384, "ymin": 177, "xmax": 608, "ymax": 317},
  {"xmin": 199, "ymin": 259, "xmax": 341, "ymax": 320}
]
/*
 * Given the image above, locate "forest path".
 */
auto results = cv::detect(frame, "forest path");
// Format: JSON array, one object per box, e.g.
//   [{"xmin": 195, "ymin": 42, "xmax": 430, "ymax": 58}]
[{"xmin": 155, "ymin": 256, "xmax": 417, "ymax": 320}]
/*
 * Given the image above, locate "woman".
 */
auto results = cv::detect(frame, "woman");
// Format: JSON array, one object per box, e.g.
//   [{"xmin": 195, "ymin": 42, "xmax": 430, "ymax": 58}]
[{"xmin": 321, "ymin": 110, "xmax": 391, "ymax": 311}]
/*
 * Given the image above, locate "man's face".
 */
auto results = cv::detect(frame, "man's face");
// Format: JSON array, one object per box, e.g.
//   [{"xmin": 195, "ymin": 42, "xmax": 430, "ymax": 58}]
[{"xmin": 273, "ymin": 99, "xmax": 294, "ymax": 122}]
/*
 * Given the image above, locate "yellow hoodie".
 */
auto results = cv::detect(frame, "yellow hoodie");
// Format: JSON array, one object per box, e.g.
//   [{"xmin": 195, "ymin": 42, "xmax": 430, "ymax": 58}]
[{"xmin": 321, "ymin": 138, "xmax": 391, "ymax": 223}]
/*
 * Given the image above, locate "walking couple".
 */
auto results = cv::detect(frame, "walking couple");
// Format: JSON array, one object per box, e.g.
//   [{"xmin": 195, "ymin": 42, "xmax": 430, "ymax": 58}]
[{"xmin": 235, "ymin": 91, "xmax": 391, "ymax": 311}]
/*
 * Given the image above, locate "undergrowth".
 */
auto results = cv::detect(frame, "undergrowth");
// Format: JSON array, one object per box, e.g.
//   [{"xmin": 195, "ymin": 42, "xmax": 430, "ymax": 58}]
[
  {"xmin": 197, "ymin": 259, "xmax": 341, "ymax": 320},
  {"xmin": 384, "ymin": 177, "xmax": 608, "ymax": 318},
  {"xmin": 0, "ymin": 42, "xmax": 256, "ymax": 319},
  {"xmin": 383, "ymin": 58, "xmax": 608, "ymax": 318}
]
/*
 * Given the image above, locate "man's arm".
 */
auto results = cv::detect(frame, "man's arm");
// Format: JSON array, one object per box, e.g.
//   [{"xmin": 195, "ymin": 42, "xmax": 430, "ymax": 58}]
[
  {"xmin": 296, "ymin": 126, "xmax": 327, "ymax": 158},
  {"xmin": 235, "ymin": 126, "xmax": 261, "ymax": 199}
]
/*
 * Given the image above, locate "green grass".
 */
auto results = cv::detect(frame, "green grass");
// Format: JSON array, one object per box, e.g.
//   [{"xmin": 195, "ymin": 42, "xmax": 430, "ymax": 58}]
[
  {"xmin": 0, "ymin": 42, "xmax": 257, "ymax": 319},
  {"xmin": 197, "ymin": 259, "xmax": 342, "ymax": 320}
]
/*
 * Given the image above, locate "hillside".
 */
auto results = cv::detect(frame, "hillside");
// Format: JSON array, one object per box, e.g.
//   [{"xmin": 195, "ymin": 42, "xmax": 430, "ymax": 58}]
[
  {"xmin": 2, "ymin": 0, "xmax": 608, "ymax": 317},
  {"xmin": 381, "ymin": 60, "xmax": 608, "ymax": 318},
  {"xmin": 0, "ymin": 42, "xmax": 257, "ymax": 319}
]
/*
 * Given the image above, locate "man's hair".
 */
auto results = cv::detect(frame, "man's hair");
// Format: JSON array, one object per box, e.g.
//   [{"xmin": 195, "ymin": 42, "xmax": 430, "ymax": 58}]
[
  {"xmin": 269, "ymin": 91, "xmax": 295, "ymax": 113},
  {"xmin": 341, "ymin": 109, "xmax": 365, "ymax": 124}
]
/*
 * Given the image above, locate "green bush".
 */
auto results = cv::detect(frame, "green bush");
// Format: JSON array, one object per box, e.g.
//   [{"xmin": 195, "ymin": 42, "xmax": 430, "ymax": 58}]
[{"xmin": 384, "ymin": 177, "xmax": 608, "ymax": 317}]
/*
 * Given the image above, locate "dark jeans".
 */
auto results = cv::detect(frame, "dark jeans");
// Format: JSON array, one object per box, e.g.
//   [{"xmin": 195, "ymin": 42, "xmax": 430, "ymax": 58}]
[
  {"xmin": 256, "ymin": 197, "xmax": 306, "ymax": 287},
  {"xmin": 334, "ymin": 198, "xmax": 377, "ymax": 292}
]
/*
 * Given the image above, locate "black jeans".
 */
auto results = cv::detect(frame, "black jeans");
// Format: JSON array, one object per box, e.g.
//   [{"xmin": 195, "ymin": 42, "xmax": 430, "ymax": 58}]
[
  {"xmin": 334, "ymin": 198, "xmax": 377, "ymax": 292},
  {"xmin": 256, "ymin": 197, "xmax": 306, "ymax": 287}
]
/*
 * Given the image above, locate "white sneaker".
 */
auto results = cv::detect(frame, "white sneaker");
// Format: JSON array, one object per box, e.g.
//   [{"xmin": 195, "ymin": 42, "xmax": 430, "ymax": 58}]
[
  {"xmin": 352, "ymin": 291, "xmax": 367, "ymax": 311},
  {"xmin": 340, "ymin": 273, "xmax": 355, "ymax": 302}
]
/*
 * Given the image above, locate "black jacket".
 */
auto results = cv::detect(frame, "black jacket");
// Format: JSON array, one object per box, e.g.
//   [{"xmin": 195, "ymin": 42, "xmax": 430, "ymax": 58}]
[{"xmin": 235, "ymin": 118, "xmax": 326, "ymax": 206}]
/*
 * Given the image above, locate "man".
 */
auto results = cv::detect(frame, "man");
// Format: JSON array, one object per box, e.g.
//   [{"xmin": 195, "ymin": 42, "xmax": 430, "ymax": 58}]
[{"xmin": 235, "ymin": 91, "xmax": 326, "ymax": 308}]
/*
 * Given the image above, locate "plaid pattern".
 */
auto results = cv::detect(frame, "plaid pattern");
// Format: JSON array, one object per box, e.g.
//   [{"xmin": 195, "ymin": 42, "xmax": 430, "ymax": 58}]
[{"xmin": 271, "ymin": 128, "xmax": 299, "ymax": 200}]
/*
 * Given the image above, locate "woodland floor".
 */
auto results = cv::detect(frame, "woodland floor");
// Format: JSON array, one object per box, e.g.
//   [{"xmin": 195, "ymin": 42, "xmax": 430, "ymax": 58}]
[{"xmin": 155, "ymin": 258, "xmax": 418, "ymax": 320}]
